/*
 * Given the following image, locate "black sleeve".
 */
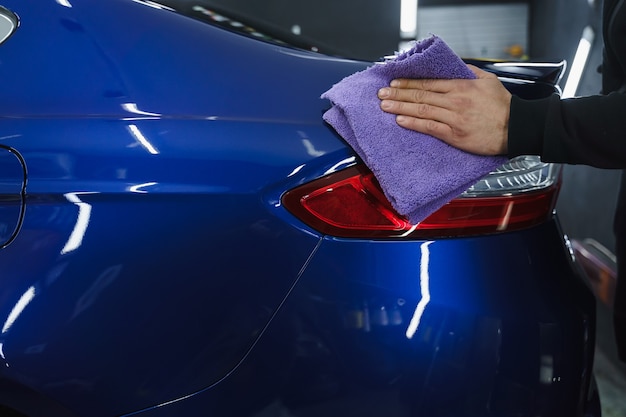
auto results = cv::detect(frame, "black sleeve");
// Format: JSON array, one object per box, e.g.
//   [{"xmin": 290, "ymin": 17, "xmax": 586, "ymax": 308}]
[{"xmin": 507, "ymin": 92, "xmax": 626, "ymax": 169}]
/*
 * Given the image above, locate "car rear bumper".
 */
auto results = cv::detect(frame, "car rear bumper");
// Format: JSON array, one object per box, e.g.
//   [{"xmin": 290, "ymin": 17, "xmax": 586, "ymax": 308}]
[{"xmin": 123, "ymin": 219, "xmax": 599, "ymax": 417}]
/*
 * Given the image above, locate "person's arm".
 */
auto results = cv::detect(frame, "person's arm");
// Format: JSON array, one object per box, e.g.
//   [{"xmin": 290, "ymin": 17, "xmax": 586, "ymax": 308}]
[
  {"xmin": 378, "ymin": 65, "xmax": 626, "ymax": 169},
  {"xmin": 511, "ymin": 92, "xmax": 626, "ymax": 168}
]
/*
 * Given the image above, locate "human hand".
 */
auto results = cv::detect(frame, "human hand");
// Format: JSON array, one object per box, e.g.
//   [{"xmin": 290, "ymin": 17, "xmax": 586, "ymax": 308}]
[{"xmin": 377, "ymin": 65, "xmax": 512, "ymax": 156}]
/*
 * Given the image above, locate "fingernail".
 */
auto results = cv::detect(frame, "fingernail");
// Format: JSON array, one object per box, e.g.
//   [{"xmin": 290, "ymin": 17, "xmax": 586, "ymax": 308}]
[
  {"xmin": 378, "ymin": 87, "xmax": 390, "ymax": 98},
  {"xmin": 380, "ymin": 100, "xmax": 391, "ymax": 110},
  {"xmin": 390, "ymin": 79, "xmax": 400, "ymax": 87},
  {"xmin": 396, "ymin": 115, "xmax": 406, "ymax": 124}
]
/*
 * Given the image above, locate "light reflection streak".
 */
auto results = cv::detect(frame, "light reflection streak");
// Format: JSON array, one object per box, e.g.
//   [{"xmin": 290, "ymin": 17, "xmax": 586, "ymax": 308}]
[
  {"xmin": 55, "ymin": 0, "xmax": 72, "ymax": 7},
  {"xmin": 497, "ymin": 201, "xmax": 514, "ymax": 231},
  {"xmin": 302, "ymin": 139, "xmax": 324, "ymax": 157},
  {"xmin": 493, "ymin": 62, "xmax": 565, "ymax": 68},
  {"xmin": 324, "ymin": 156, "xmax": 356, "ymax": 176},
  {"xmin": 61, "ymin": 192, "xmax": 96, "ymax": 255},
  {"xmin": 406, "ymin": 241, "xmax": 433, "ymax": 339},
  {"xmin": 128, "ymin": 124, "xmax": 159, "ymax": 155},
  {"xmin": 287, "ymin": 164, "xmax": 305, "ymax": 177},
  {"xmin": 400, "ymin": 0, "xmax": 418, "ymax": 36},
  {"xmin": 131, "ymin": 0, "xmax": 173, "ymax": 10},
  {"xmin": 129, "ymin": 182, "xmax": 158, "ymax": 193},
  {"xmin": 121, "ymin": 103, "xmax": 161, "ymax": 117},
  {"xmin": 496, "ymin": 77, "xmax": 534, "ymax": 85},
  {"xmin": 399, "ymin": 224, "xmax": 418, "ymax": 237},
  {"xmin": 562, "ymin": 26, "xmax": 594, "ymax": 98},
  {"xmin": 2, "ymin": 286, "xmax": 36, "ymax": 334}
]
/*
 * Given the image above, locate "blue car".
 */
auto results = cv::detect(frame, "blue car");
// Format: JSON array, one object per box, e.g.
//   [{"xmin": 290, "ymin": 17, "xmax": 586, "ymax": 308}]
[{"xmin": 0, "ymin": 1, "xmax": 600, "ymax": 416}]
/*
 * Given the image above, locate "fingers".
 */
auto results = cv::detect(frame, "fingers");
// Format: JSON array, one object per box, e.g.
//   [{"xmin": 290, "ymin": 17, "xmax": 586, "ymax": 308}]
[
  {"xmin": 467, "ymin": 64, "xmax": 497, "ymax": 80},
  {"xmin": 373, "ymin": 67, "xmax": 511, "ymax": 157},
  {"xmin": 378, "ymin": 86, "xmax": 449, "ymax": 112},
  {"xmin": 380, "ymin": 98, "xmax": 463, "ymax": 146},
  {"xmin": 377, "ymin": 79, "xmax": 464, "ymax": 129},
  {"xmin": 378, "ymin": 77, "xmax": 475, "ymax": 113},
  {"xmin": 388, "ymin": 77, "xmax": 455, "ymax": 93},
  {"xmin": 379, "ymin": 98, "xmax": 456, "ymax": 131},
  {"xmin": 395, "ymin": 114, "xmax": 454, "ymax": 142},
  {"xmin": 381, "ymin": 66, "xmax": 497, "ymax": 98}
]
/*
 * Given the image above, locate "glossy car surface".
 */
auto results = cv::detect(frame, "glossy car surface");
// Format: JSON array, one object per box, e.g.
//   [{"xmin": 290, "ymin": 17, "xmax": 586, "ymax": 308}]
[{"xmin": 0, "ymin": 1, "xmax": 599, "ymax": 416}]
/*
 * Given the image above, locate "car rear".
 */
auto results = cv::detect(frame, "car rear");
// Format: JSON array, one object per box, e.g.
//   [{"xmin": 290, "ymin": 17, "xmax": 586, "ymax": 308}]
[{"xmin": 0, "ymin": 1, "xmax": 599, "ymax": 417}]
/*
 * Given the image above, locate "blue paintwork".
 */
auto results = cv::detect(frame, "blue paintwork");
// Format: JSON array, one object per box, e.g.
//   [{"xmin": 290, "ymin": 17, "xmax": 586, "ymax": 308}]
[
  {"xmin": 117, "ymin": 221, "xmax": 596, "ymax": 417},
  {"xmin": 0, "ymin": 0, "xmax": 364, "ymax": 119},
  {"xmin": 0, "ymin": 0, "xmax": 598, "ymax": 416}
]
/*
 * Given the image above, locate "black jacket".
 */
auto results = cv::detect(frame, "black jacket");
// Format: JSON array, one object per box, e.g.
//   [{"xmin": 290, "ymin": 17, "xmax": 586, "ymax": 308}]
[
  {"xmin": 507, "ymin": 0, "xmax": 626, "ymax": 360},
  {"xmin": 508, "ymin": 0, "xmax": 626, "ymax": 167}
]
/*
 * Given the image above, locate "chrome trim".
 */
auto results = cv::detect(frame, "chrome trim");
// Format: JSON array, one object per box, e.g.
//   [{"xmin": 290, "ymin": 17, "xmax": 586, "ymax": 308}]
[{"xmin": 0, "ymin": 6, "xmax": 18, "ymax": 46}]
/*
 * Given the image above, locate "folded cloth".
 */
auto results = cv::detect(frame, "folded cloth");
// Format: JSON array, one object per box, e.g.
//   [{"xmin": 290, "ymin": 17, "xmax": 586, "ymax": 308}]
[{"xmin": 321, "ymin": 35, "xmax": 507, "ymax": 224}]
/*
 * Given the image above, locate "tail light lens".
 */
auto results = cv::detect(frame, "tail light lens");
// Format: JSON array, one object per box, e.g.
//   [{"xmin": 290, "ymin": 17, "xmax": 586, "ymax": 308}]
[{"xmin": 282, "ymin": 156, "xmax": 561, "ymax": 238}]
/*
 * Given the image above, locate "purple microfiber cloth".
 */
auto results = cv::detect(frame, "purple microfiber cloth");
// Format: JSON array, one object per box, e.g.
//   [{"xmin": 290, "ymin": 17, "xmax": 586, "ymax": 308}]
[{"xmin": 321, "ymin": 35, "xmax": 507, "ymax": 224}]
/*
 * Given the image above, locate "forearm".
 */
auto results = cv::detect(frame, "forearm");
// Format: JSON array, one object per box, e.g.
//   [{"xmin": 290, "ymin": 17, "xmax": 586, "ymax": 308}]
[
  {"xmin": 508, "ymin": 92, "xmax": 626, "ymax": 168},
  {"xmin": 507, "ymin": 95, "xmax": 551, "ymax": 158}
]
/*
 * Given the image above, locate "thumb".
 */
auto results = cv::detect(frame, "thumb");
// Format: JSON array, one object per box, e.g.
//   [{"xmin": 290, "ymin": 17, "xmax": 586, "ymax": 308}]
[{"xmin": 467, "ymin": 64, "xmax": 494, "ymax": 79}]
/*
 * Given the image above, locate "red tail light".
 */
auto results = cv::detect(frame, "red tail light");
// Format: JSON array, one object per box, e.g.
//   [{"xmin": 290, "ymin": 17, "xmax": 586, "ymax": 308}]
[{"xmin": 282, "ymin": 157, "xmax": 561, "ymax": 238}]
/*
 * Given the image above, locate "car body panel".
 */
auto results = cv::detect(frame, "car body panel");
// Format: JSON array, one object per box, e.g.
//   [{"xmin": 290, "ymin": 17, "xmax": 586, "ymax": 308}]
[
  {"xmin": 0, "ymin": 119, "xmax": 330, "ymax": 415},
  {"xmin": 0, "ymin": 0, "xmax": 364, "ymax": 119},
  {"xmin": 112, "ymin": 221, "xmax": 595, "ymax": 417}
]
